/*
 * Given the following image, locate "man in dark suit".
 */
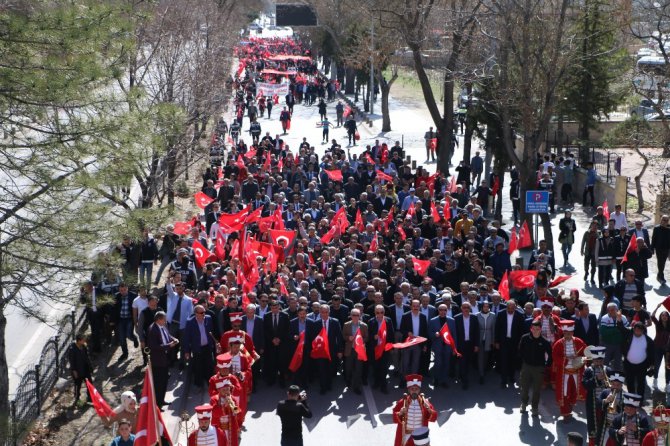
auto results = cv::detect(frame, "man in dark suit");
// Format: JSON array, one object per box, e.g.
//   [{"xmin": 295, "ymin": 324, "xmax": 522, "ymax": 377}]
[
  {"xmin": 572, "ymin": 301, "xmax": 599, "ymax": 347},
  {"xmin": 313, "ymin": 304, "xmax": 344, "ymax": 394},
  {"xmin": 629, "ymin": 220, "xmax": 651, "ymax": 247},
  {"xmin": 242, "ymin": 304, "xmax": 265, "ymax": 392},
  {"xmin": 367, "ymin": 305, "xmax": 394, "ymax": 393},
  {"xmin": 429, "ymin": 304, "xmax": 457, "ymax": 388},
  {"xmin": 399, "ymin": 299, "xmax": 429, "ymax": 378},
  {"xmin": 263, "ymin": 300, "xmax": 290, "ymax": 387},
  {"xmin": 454, "ymin": 301, "xmax": 480, "ymax": 389},
  {"xmin": 494, "ymin": 300, "xmax": 526, "ymax": 388},
  {"xmin": 289, "ymin": 306, "xmax": 317, "ymax": 388},
  {"xmin": 182, "ymin": 305, "xmax": 216, "ymax": 388},
  {"xmin": 389, "ymin": 293, "xmax": 410, "ymax": 374},
  {"xmin": 113, "ymin": 283, "xmax": 138, "ymax": 361},
  {"xmin": 147, "ymin": 311, "xmax": 178, "ymax": 407}
]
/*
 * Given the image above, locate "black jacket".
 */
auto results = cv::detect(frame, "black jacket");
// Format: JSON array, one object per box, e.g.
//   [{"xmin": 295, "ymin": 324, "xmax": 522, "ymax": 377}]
[
  {"xmin": 621, "ymin": 330, "xmax": 655, "ymax": 369},
  {"xmin": 572, "ymin": 313, "xmax": 600, "ymax": 347},
  {"xmin": 652, "ymin": 224, "xmax": 670, "ymax": 252},
  {"xmin": 494, "ymin": 310, "xmax": 525, "ymax": 346},
  {"xmin": 277, "ymin": 399, "xmax": 312, "ymax": 439},
  {"xmin": 67, "ymin": 342, "xmax": 92, "ymax": 377}
]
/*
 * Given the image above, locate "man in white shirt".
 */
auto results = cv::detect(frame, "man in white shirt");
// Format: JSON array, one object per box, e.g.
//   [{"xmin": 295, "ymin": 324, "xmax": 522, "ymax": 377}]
[
  {"xmin": 610, "ymin": 204, "xmax": 627, "ymax": 229},
  {"xmin": 623, "ymin": 321, "xmax": 654, "ymax": 400}
]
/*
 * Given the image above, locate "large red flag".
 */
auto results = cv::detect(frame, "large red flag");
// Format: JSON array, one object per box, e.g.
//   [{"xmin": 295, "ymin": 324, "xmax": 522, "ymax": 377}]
[
  {"xmin": 430, "ymin": 202, "xmax": 441, "ymax": 222},
  {"xmin": 412, "ymin": 258, "xmax": 431, "ymax": 276},
  {"xmin": 355, "ymin": 209, "xmax": 365, "ymax": 232},
  {"xmin": 324, "ymin": 169, "xmax": 343, "ymax": 182},
  {"xmin": 375, "ymin": 170, "xmax": 393, "ymax": 182},
  {"xmin": 508, "ymin": 227, "xmax": 518, "ymax": 254},
  {"xmin": 426, "ymin": 173, "xmax": 439, "ymax": 196},
  {"xmin": 214, "ymin": 235, "xmax": 226, "ymax": 260},
  {"xmin": 135, "ymin": 363, "xmax": 172, "ymax": 446},
  {"xmin": 245, "ymin": 205, "xmax": 263, "ymax": 224},
  {"xmin": 272, "ymin": 207, "xmax": 285, "ymax": 230},
  {"xmin": 262, "ymin": 153, "xmax": 272, "ymax": 171},
  {"xmin": 353, "ymin": 328, "xmax": 368, "ymax": 361},
  {"xmin": 518, "ymin": 220, "xmax": 532, "ymax": 249},
  {"xmin": 235, "ymin": 155, "xmax": 246, "ymax": 170},
  {"xmin": 499, "ymin": 270, "xmax": 510, "ymax": 301},
  {"xmin": 191, "ymin": 240, "xmax": 213, "ymax": 268},
  {"xmin": 602, "ymin": 199, "xmax": 610, "ymax": 221},
  {"xmin": 268, "ymin": 229, "xmax": 296, "ymax": 248},
  {"xmin": 548, "ymin": 275, "xmax": 572, "ymax": 288},
  {"xmin": 333, "ymin": 207, "xmax": 349, "ymax": 233},
  {"xmin": 397, "ymin": 225, "xmax": 407, "ymax": 241},
  {"xmin": 320, "ymin": 224, "xmax": 340, "ymax": 244},
  {"xmin": 389, "ymin": 336, "xmax": 428, "ymax": 350},
  {"xmin": 173, "ymin": 221, "xmax": 193, "ymax": 236},
  {"xmin": 449, "ymin": 175, "xmax": 457, "ymax": 193},
  {"xmin": 374, "ymin": 319, "xmax": 388, "ymax": 360},
  {"xmin": 443, "ymin": 200, "xmax": 451, "ymax": 220},
  {"xmin": 310, "ymin": 326, "xmax": 331, "ymax": 360},
  {"xmin": 288, "ymin": 331, "xmax": 306, "ymax": 372},
  {"xmin": 219, "ymin": 208, "xmax": 250, "ymax": 233},
  {"xmin": 85, "ymin": 379, "xmax": 115, "ymax": 421},
  {"xmin": 509, "ymin": 270, "xmax": 538, "ymax": 289},
  {"xmin": 194, "ymin": 192, "xmax": 215, "ymax": 209},
  {"xmin": 622, "ymin": 235, "xmax": 638, "ymax": 263},
  {"xmin": 438, "ymin": 322, "xmax": 461, "ymax": 357}
]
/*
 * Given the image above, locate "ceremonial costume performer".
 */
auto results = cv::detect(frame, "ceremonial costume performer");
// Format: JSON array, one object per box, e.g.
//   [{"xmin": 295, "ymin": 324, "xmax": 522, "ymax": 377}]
[
  {"xmin": 552, "ymin": 320, "xmax": 587, "ymax": 420},
  {"xmin": 228, "ymin": 336, "xmax": 253, "ymax": 405},
  {"xmin": 208, "ymin": 354, "xmax": 246, "ymax": 420},
  {"xmin": 210, "ymin": 378, "xmax": 242, "ymax": 446},
  {"xmin": 392, "ymin": 374, "xmax": 437, "ymax": 446},
  {"xmin": 598, "ymin": 370, "xmax": 626, "ymax": 446},
  {"xmin": 188, "ymin": 404, "xmax": 227, "ymax": 446},
  {"xmin": 609, "ymin": 393, "xmax": 651, "ymax": 446},
  {"xmin": 220, "ymin": 312, "xmax": 257, "ymax": 357},
  {"xmin": 642, "ymin": 405, "xmax": 670, "ymax": 446},
  {"xmin": 582, "ymin": 346, "xmax": 609, "ymax": 446}
]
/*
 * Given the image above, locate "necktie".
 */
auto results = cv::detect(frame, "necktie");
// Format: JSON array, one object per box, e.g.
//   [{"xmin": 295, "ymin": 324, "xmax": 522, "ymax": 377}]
[
  {"xmin": 160, "ymin": 326, "xmax": 170, "ymax": 344},
  {"xmin": 173, "ymin": 296, "xmax": 183, "ymax": 325},
  {"xmin": 274, "ymin": 314, "xmax": 278, "ymax": 330}
]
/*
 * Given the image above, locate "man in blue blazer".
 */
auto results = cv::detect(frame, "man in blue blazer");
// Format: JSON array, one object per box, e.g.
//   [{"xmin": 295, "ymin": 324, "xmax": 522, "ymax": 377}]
[
  {"xmin": 182, "ymin": 305, "xmax": 216, "ymax": 388},
  {"xmin": 289, "ymin": 306, "xmax": 318, "ymax": 388},
  {"xmin": 242, "ymin": 304, "xmax": 265, "ymax": 392},
  {"xmin": 367, "ymin": 305, "xmax": 395, "ymax": 393},
  {"xmin": 572, "ymin": 301, "xmax": 599, "ymax": 347},
  {"xmin": 313, "ymin": 304, "xmax": 343, "ymax": 394},
  {"xmin": 429, "ymin": 304, "xmax": 457, "ymax": 388}
]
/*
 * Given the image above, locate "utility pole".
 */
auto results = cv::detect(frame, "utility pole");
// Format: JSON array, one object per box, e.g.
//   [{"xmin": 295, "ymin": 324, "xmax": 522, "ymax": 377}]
[{"xmin": 369, "ymin": 19, "xmax": 374, "ymax": 115}]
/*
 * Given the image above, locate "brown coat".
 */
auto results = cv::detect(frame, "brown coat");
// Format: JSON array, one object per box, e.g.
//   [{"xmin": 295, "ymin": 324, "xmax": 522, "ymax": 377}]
[{"xmin": 342, "ymin": 321, "xmax": 368, "ymax": 357}]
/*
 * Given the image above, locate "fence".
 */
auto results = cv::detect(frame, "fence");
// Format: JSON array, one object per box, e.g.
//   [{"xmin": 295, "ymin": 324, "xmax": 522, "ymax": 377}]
[{"xmin": 3, "ymin": 307, "xmax": 86, "ymax": 446}]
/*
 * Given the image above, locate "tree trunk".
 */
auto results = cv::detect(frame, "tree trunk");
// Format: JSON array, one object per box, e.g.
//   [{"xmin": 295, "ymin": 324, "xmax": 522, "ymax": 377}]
[
  {"xmin": 438, "ymin": 78, "xmax": 455, "ymax": 175},
  {"xmin": 166, "ymin": 144, "xmax": 177, "ymax": 207},
  {"xmin": 0, "ymin": 308, "xmax": 9, "ymax": 431},
  {"xmin": 634, "ymin": 146, "xmax": 649, "ymax": 213},
  {"xmin": 381, "ymin": 83, "xmax": 391, "ymax": 132},
  {"xmin": 463, "ymin": 119, "xmax": 474, "ymax": 166},
  {"xmin": 344, "ymin": 67, "xmax": 355, "ymax": 95}
]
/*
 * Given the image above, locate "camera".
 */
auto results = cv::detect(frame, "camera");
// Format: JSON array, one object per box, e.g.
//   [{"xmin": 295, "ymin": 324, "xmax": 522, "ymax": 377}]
[{"xmin": 299, "ymin": 390, "xmax": 307, "ymax": 400}]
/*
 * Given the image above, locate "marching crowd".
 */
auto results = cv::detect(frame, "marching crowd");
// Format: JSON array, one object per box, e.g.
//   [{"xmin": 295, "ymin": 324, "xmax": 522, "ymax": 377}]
[{"xmin": 70, "ymin": 34, "xmax": 670, "ymax": 446}]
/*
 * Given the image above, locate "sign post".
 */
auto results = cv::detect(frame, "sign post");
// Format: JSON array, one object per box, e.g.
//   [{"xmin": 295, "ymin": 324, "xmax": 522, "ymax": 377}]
[{"xmin": 525, "ymin": 191, "xmax": 550, "ymax": 249}]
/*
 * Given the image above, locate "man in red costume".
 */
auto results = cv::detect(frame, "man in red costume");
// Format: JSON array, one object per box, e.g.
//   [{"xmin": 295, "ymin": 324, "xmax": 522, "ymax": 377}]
[
  {"xmin": 392, "ymin": 374, "xmax": 437, "ymax": 446},
  {"xmin": 535, "ymin": 299, "xmax": 563, "ymax": 387},
  {"xmin": 208, "ymin": 353, "xmax": 246, "ymax": 420},
  {"xmin": 642, "ymin": 405, "xmax": 670, "ymax": 446},
  {"xmin": 552, "ymin": 320, "xmax": 586, "ymax": 421},
  {"xmin": 210, "ymin": 378, "xmax": 242, "ymax": 446},
  {"xmin": 188, "ymin": 404, "xmax": 227, "ymax": 446},
  {"xmin": 228, "ymin": 336, "xmax": 254, "ymax": 406},
  {"xmin": 220, "ymin": 312, "xmax": 256, "ymax": 356}
]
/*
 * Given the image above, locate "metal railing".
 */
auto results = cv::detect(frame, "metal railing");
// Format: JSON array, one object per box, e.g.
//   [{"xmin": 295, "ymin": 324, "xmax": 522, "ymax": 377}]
[
  {"xmin": 590, "ymin": 147, "xmax": 621, "ymax": 184},
  {"xmin": 3, "ymin": 307, "xmax": 86, "ymax": 446}
]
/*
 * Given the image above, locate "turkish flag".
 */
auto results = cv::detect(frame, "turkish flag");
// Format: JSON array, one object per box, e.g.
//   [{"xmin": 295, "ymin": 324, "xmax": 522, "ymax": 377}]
[
  {"xmin": 85, "ymin": 379, "xmax": 114, "ymax": 420},
  {"xmin": 320, "ymin": 224, "xmax": 340, "ymax": 244},
  {"xmin": 333, "ymin": 207, "xmax": 349, "ymax": 233},
  {"xmin": 428, "ymin": 138, "xmax": 437, "ymax": 152},
  {"xmin": 258, "ymin": 215, "xmax": 275, "ymax": 233},
  {"xmin": 135, "ymin": 363, "xmax": 172, "ymax": 446},
  {"xmin": 214, "ymin": 235, "xmax": 226, "ymax": 261},
  {"xmin": 518, "ymin": 220, "xmax": 532, "ymax": 249},
  {"xmin": 173, "ymin": 221, "xmax": 192, "ymax": 236},
  {"xmin": 245, "ymin": 205, "xmax": 264, "ymax": 224},
  {"xmin": 662, "ymin": 296, "xmax": 670, "ymax": 312},
  {"xmin": 622, "ymin": 235, "xmax": 638, "ymax": 263},
  {"xmin": 273, "ymin": 207, "xmax": 285, "ymax": 230},
  {"xmin": 406, "ymin": 201, "xmax": 416, "ymax": 219},
  {"xmin": 364, "ymin": 153, "xmax": 375, "ymax": 165},
  {"xmin": 430, "ymin": 201, "xmax": 441, "ymax": 222},
  {"xmin": 324, "ymin": 169, "xmax": 343, "ymax": 182},
  {"xmin": 217, "ymin": 167, "xmax": 223, "ymax": 179},
  {"xmin": 288, "ymin": 331, "xmax": 306, "ymax": 372},
  {"xmin": 509, "ymin": 270, "xmax": 538, "ymax": 289},
  {"xmin": 374, "ymin": 319, "xmax": 388, "ymax": 360},
  {"xmin": 397, "ymin": 225, "xmax": 407, "ymax": 241},
  {"xmin": 310, "ymin": 326, "xmax": 331, "ymax": 360},
  {"xmin": 412, "ymin": 258, "xmax": 431, "ymax": 276},
  {"xmin": 508, "ymin": 227, "xmax": 518, "ymax": 254},
  {"xmin": 548, "ymin": 275, "xmax": 572, "ymax": 288},
  {"xmin": 375, "ymin": 170, "xmax": 393, "ymax": 182},
  {"xmin": 262, "ymin": 153, "xmax": 271, "ymax": 171},
  {"xmin": 369, "ymin": 233, "xmax": 378, "ymax": 252},
  {"xmin": 269, "ymin": 229, "xmax": 296, "ymax": 248},
  {"xmin": 602, "ymin": 199, "xmax": 610, "ymax": 220},
  {"xmin": 443, "ymin": 200, "xmax": 451, "ymax": 220},
  {"xmin": 449, "ymin": 175, "xmax": 457, "ymax": 193},
  {"xmin": 243, "ymin": 148, "xmax": 257, "ymax": 160},
  {"xmin": 427, "ymin": 173, "xmax": 439, "ymax": 196},
  {"xmin": 235, "ymin": 155, "xmax": 246, "ymax": 170},
  {"xmin": 491, "ymin": 176, "xmax": 500, "ymax": 196},
  {"xmin": 279, "ymin": 274, "xmax": 290, "ymax": 296},
  {"xmin": 191, "ymin": 240, "xmax": 213, "ymax": 268},
  {"xmin": 499, "ymin": 270, "xmax": 510, "ymax": 301},
  {"xmin": 277, "ymin": 157, "xmax": 284, "ymax": 172},
  {"xmin": 353, "ymin": 328, "xmax": 368, "ymax": 361},
  {"xmin": 194, "ymin": 192, "xmax": 215, "ymax": 209},
  {"xmin": 355, "ymin": 208, "xmax": 365, "ymax": 232},
  {"xmin": 439, "ymin": 322, "xmax": 461, "ymax": 357},
  {"xmin": 219, "ymin": 208, "xmax": 250, "ymax": 233},
  {"xmin": 389, "ymin": 336, "xmax": 427, "ymax": 350}
]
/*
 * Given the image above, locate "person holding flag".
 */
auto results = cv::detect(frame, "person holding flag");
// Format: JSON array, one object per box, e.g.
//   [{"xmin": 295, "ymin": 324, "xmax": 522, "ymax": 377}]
[
  {"xmin": 368, "ymin": 304, "xmax": 394, "ymax": 394},
  {"xmin": 428, "ymin": 304, "xmax": 457, "ymax": 388},
  {"xmin": 312, "ymin": 304, "xmax": 343, "ymax": 395},
  {"xmin": 288, "ymin": 306, "xmax": 316, "ymax": 388},
  {"xmin": 342, "ymin": 308, "xmax": 368, "ymax": 394}
]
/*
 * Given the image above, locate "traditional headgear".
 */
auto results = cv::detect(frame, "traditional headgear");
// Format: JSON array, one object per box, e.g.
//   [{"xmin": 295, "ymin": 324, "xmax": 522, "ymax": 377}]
[
  {"xmin": 216, "ymin": 353, "xmax": 232, "ymax": 369},
  {"xmin": 607, "ymin": 370, "xmax": 625, "ymax": 383},
  {"xmin": 653, "ymin": 405, "xmax": 670, "ymax": 424},
  {"xmin": 229, "ymin": 312, "xmax": 243, "ymax": 323},
  {"xmin": 228, "ymin": 335, "xmax": 244, "ymax": 344},
  {"xmin": 411, "ymin": 427, "xmax": 430, "ymax": 445},
  {"xmin": 584, "ymin": 345, "xmax": 606, "ymax": 360},
  {"xmin": 539, "ymin": 300, "xmax": 553, "ymax": 308},
  {"xmin": 560, "ymin": 320, "xmax": 575, "ymax": 332},
  {"xmin": 120, "ymin": 391, "xmax": 137, "ymax": 412},
  {"xmin": 214, "ymin": 378, "xmax": 233, "ymax": 390},
  {"xmin": 195, "ymin": 404, "xmax": 213, "ymax": 419},
  {"xmin": 623, "ymin": 393, "xmax": 642, "ymax": 407},
  {"xmin": 406, "ymin": 374, "xmax": 422, "ymax": 388}
]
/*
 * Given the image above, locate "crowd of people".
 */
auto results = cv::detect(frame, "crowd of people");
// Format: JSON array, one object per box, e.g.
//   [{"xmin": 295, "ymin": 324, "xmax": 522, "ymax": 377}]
[{"xmin": 70, "ymin": 34, "xmax": 670, "ymax": 446}]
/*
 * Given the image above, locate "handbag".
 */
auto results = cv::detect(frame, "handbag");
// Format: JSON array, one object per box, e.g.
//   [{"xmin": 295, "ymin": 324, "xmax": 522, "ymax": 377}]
[{"xmin": 354, "ymin": 131, "xmax": 360, "ymax": 141}]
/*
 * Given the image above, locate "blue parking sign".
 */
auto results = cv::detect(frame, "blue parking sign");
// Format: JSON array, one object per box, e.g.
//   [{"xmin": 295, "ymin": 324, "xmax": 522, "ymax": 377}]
[{"xmin": 525, "ymin": 191, "xmax": 549, "ymax": 213}]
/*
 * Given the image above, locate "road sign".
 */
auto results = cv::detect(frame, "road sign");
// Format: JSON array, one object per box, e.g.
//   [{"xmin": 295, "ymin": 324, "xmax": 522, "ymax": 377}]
[{"xmin": 525, "ymin": 190, "xmax": 550, "ymax": 213}]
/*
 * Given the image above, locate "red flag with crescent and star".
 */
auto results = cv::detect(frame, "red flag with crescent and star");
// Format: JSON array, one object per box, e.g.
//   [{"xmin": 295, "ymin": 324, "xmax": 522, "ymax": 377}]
[
  {"xmin": 388, "ymin": 336, "xmax": 427, "ymax": 350},
  {"xmin": 509, "ymin": 270, "xmax": 538, "ymax": 289},
  {"xmin": 412, "ymin": 258, "xmax": 431, "ymax": 277},
  {"xmin": 135, "ymin": 364, "xmax": 172, "ymax": 446},
  {"xmin": 85, "ymin": 379, "xmax": 114, "ymax": 420},
  {"xmin": 508, "ymin": 227, "xmax": 518, "ymax": 254},
  {"xmin": 324, "ymin": 169, "xmax": 343, "ymax": 182},
  {"xmin": 310, "ymin": 326, "xmax": 331, "ymax": 360},
  {"xmin": 194, "ymin": 192, "xmax": 215, "ymax": 209},
  {"xmin": 499, "ymin": 270, "xmax": 510, "ymax": 301},
  {"xmin": 622, "ymin": 235, "xmax": 638, "ymax": 263},
  {"xmin": 354, "ymin": 328, "xmax": 368, "ymax": 361},
  {"xmin": 374, "ymin": 319, "xmax": 388, "ymax": 360},
  {"xmin": 375, "ymin": 170, "xmax": 393, "ymax": 182},
  {"xmin": 191, "ymin": 240, "xmax": 212, "ymax": 269},
  {"xmin": 439, "ymin": 322, "xmax": 461, "ymax": 357},
  {"xmin": 320, "ymin": 224, "xmax": 340, "ymax": 245},
  {"xmin": 355, "ymin": 208, "xmax": 365, "ymax": 232},
  {"xmin": 518, "ymin": 220, "xmax": 532, "ymax": 249},
  {"xmin": 268, "ymin": 229, "xmax": 296, "ymax": 248},
  {"xmin": 288, "ymin": 331, "xmax": 306, "ymax": 372}
]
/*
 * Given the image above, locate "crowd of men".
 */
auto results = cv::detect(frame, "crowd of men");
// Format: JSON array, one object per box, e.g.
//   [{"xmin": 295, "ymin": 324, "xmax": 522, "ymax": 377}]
[{"xmin": 72, "ymin": 34, "xmax": 670, "ymax": 446}]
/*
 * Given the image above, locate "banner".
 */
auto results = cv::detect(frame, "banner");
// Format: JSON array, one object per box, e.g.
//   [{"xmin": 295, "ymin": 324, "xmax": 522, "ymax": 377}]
[{"xmin": 256, "ymin": 82, "xmax": 290, "ymax": 96}]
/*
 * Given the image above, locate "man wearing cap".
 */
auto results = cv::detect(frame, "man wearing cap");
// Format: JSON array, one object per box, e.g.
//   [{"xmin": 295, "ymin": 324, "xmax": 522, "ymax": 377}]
[
  {"xmin": 392, "ymin": 374, "xmax": 437, "ymax": 446},
  {"xmin": 583, "ymin": 345, "xmax": 609, "ymax": 445},
  {"xmin": 642, "ymin": 405, "xmax": 670, "ymax": 445},
  {"xmin": 188, "ymin": 404, "xmax": 227, "ymax": 446},
  {"xmin": 220, "ymin": 312, "xmax": 256, "ymax": 356},
  {"xmin": 597, "ymin": 370, "xmax": 626, "ymax": 445},
  {"xmin": 210, "ymin": 378, "xmax": 241, "ymax": 446},
  {"xmin": 552, "ymin": 319, "xmax": 586, "ymax": 420},
  {"xmin": 228, "ymin": 336, "xmax": 253, "ymax": 403},
  {"xmin": 609, "ymin": 393, "xmax": 651, "ymax": 446},
  {"xmin": 209, "ymin": 353, "xmax": 246, "ymax": 420}
]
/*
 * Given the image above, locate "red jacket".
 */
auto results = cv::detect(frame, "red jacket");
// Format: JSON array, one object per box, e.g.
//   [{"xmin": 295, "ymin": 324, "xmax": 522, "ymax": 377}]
[
  {"xmin": 187, "ymin": 425, "xmax": 227, "ymax": 446},
  {"xmin": 391, "ymin": 395, "xmax": 437, "ymax": 446}
]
